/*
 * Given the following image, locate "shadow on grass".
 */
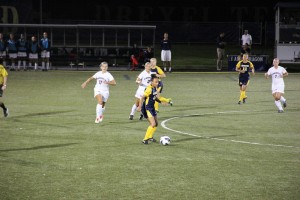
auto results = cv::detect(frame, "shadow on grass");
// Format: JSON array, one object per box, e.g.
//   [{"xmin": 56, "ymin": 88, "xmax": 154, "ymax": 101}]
[
  {"xmin": 9, "ymin": 110, "xmax": 75, "ymax": 119},
  {"xmin": 0, "ymin": 143, "xmax": 79, "ymax": 152}
]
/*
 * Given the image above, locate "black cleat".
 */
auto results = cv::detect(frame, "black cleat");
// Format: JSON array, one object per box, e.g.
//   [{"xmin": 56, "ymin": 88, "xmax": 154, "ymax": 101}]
[
  {"xmin": 3, "ymin": 108, "xmax": 9, "ymax": 117},
  {"xmin": 168, "ymin": 99, "xmax": 173, "ymax": 106},
  {"xmin": 283, "ymin": 101, "xmax": 287, "ymax": 108},
  {"xmin": 278, "ymin": 110, "xmax": 284, "ymax": 113},
  {"xmin": 129, "ymin": 115, "xmax": 133, "ymax": 120},
  {"xmin": 139, "ymin": 114, "xmax": 144, "ymax": 120},
  {"xmin": 243, "ymin": 97, "xmax": 247, "ymax": 104},
  {"xmin": 238, "ymin": 101, "xmax": 241, "ymax": 105},
  {"xmin": 142, "ymin": 140, "xmax": 149, "ymax": 144},
  {"xmin": 149, "ymin": 138, "xmax": 157, "ymax": 142}
]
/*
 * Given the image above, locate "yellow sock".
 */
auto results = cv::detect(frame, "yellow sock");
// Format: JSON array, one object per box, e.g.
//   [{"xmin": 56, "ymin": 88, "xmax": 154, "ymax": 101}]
[
  {"xmin": 154, "ymin": 101, "xmax": 159, "ymax": 111},
  {"xmin": 149, "ymin": 127, "xmax": 157, "ymax": 138},
  {"xmin": 143, "ymin": 126, "xmax": 153, "ymax": 140},
  {"xmin": 241, "ymin": 91, "xmax": 246, "ymax": 99},
  {"xmin": 243, "ymin": 91, "xmax": 247, "ymax": 98},
  {"xmin": 239, "ymin": 90, "xmax": 243, "ymax": 101},
  {"xmin": 158, "ymin": 96, "xmax": 169, "ymax": 103}
]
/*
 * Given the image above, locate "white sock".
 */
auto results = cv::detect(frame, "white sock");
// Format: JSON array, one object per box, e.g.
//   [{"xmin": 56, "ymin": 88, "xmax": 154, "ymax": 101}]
[
  {"xmin": 169, "ymin": 67, "xmax": 172, "ymax": 71},
  {"xmin": 18, "ymin": 60, "xmax": 21, "ymax": 69},
  {"xmin": 280, "ymin": 96, "xmax": 286, "ymax": 103},
  {"xmin": 23, "ymin": 60, "xmax": 26, "ymax": 69},
  {"xmin": 96, "ymin": 104, "xmax": 103, "ymax": 118},
  {"xmin": 130, "ymin": 104, "xmax": 137, "ymax": 115},
  {"xmin": 275, "ymin": 100, "xmax": 283, "ymax": 111},
  {"xmin": 164, "ymin": 67, "xmax": 166, "ymax": 71},
  {"xmin": 3, "ymin": 61, "xmax": 6, "ymax": 67},
  {"xmin": 34, "ymin": 63, "xmax": 38, "ymax": 70},
  {"xmin": 46, "ymin": 62, "xmax": 50, "ymax": 70},
  {"xmin": 42, "ymin": 62, "xmax": 45, "ymax": 69}
]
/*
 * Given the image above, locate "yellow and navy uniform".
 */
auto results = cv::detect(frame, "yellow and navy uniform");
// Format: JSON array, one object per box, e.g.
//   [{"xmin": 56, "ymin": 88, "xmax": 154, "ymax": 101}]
[
  {"xmin": 0, "ymin": 64, "xmax": 8, "ymax": 97},
  {"xmin": 141, "ymin": 85, "xmax": 158, "ymax": 119},
  {"xmin": 236, "ymin": 60, "xmax": 254, "ymax": 86},
  {"xmin": 150, "ymin": 66, "xmax": 164, "ymax": 93}
]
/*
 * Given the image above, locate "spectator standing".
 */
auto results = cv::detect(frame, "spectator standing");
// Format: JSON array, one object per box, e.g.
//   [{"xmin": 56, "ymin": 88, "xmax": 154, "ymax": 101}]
[
  {"xmin": 0, "ymin": 33, "xmax": 7, "ymax": 68},
  {"xmin": 17, "ymin": 33, "xmax": 28, "ymax": 71},
  {"xmin": 28, "ymin": 36, "xmax": 39, "ymax": 70},
  {"xmin": 216, "ymin": 32, "xmax": 226, "ymax": 71},
  {"xmin": 160, "ymin": 32, "xmax": 172, "ymax": 72},
  {"xmin": 240, "ymin": 43, "xmax": 251, "ymax": 56},
  {"xmin": 40, "ymin": 32, "xmax": 51, "ymax": 71},
  {"xmin": 7, "ymin": 33, "xmax": 18, "ymax": 71},
  {"xmin": 241, "ymin": 30, "xmax": 252, "ymax": 47}
]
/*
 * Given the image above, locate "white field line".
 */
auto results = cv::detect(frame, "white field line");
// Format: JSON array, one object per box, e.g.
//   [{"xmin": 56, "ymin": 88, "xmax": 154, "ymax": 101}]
[{"xmin": 161, "ymin": 110, "xmax": 300, "ymax": 149}]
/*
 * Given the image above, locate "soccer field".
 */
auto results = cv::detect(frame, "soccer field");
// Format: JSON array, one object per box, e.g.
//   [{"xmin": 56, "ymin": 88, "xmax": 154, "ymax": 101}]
[{"xmin": 1, "ymin": 70, "xmax": 299, "ymax": 200}]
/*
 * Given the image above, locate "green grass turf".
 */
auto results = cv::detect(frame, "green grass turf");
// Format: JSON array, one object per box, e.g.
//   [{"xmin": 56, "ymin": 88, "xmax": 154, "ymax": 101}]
[{"xmin": 0, "ymin": 71, "xmax": 299, "ymax": 200}]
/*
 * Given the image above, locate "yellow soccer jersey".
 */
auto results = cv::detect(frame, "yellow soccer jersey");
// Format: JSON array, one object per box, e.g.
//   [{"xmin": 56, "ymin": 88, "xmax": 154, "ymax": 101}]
[
  {"xmin": 150, "ymin": 66, "xmax": 164, "ymax": 80},
  {"xmin": 0, "ymin": 64, "xmax": 8, "ymax": 85}
]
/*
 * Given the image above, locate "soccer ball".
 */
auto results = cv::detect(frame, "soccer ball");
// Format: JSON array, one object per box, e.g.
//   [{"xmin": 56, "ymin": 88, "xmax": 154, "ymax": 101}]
[{"xmin": 160, "ymin": 136, "xmax": 171, "ymax": 145}]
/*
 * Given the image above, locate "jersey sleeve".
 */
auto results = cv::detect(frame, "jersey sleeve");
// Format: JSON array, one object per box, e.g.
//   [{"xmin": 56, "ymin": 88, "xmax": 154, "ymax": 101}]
[
  {"xmin": 249, "ymin": 61, "xmax": 254, "ymax": 69},
  {"xmin": 0, "ymin": 66, "xmax": 8, "ymax": 77},
  {"xmin": 143, "ymin": 86, "xmax": 152, "ymax": 97},
  {"xmin": 236, "ymin": 61, "xmax": 242, "ymax": 69},
  {"xmin": 108, "ymin": 73, "xmax": 114, "ymax": 82},
  {"xmin": 157, "ymin": 67, "xmax": 164, "ymax": 75}
]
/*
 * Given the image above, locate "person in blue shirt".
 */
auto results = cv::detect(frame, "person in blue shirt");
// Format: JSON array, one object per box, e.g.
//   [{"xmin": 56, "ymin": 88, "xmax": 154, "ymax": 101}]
[{"xmin": 40, "ymin": 32, "xmax": 51, "ymax": 71}]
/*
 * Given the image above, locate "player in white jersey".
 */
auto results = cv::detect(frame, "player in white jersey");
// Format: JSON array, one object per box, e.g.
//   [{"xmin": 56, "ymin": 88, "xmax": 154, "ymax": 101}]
[
  {"xmin": 129, "ymin": 62, "xmax": 152, "ymax": 120},
  {"xmin": 264, "ymin": 58, "xmax": 288, "ymax": 113},
  {"xmin": 81, "ymin": 62, "xmax": 116, "ymax": 123}
]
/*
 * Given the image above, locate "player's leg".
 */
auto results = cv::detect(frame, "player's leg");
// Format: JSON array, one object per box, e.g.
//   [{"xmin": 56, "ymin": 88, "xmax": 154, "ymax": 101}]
[
  {"xmin": 273, "ymin": 92, "xmax": 283, "ymax": 112},
  {"xmin": 95, "ymin": 94, "xmax": 104, "ymax": 123},
  {"xmin": 129, "ymin": 97, "xmax": 140, "ymax": 120},
  {"xmin": 142, "ymin": 110, "xmax": 157, "ymax": 144},
  {"xmin": 0, "ymin": 88, "xmax": 8, "ymax": 117}
]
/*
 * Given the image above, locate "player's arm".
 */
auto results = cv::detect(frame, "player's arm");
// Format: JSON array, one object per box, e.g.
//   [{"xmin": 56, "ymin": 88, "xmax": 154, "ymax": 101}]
[
  {"xmin": 136, "ymin": 77, "xmax": 142, "ymax": 85},
  {"xmin": 81, "ymin": 76, "xmax": 94, "ymax": 88},
  {"xmin": 235, "ymin": 61, "xmax": 243, "ymax": 73},
  {"xmin": 250, "ymin": 62, "xmax": 255, "ymax": 75},
  {"xmin": 283, "ymin": 71, "xmax": 288, "ymax": 77},
  {"xmin": 157, "ymin": 67, "xmax": 166, "ymax": 78},
  {"xmin": 106, "ymin": 79, "xmax": 116, "ymax": 86},
  {"xmin": 1, "ymin": 76, "xmax": 7, "ymax": 90}
]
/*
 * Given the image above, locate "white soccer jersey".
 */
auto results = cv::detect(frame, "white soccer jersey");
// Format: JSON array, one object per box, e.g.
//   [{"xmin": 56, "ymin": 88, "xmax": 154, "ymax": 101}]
[
  {"xmin": 93, "ymin": 71, "xmax": 114, "ymax": 93},
  {"xmin": 267, "ymin": 66, "xmax": 286, "ymax": 93},
  {"xmin": 138, "ymin": 70, "xmax": 151, "ymax": 88},
  {"xmin": 135, "ymin": 70, "xmax": 151, "ymax": 98}
]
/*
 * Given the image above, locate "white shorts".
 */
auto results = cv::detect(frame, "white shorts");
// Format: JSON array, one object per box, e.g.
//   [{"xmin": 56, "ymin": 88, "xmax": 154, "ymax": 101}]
[
  {"xmin": 41, "ymin": 50, "xmax": 50, "ymax": 58},
  {"xmin": 135, "ymin": 87, "xmax": 146, "ymax": 99},
  {"xmin": 94, "ymin": 89, "xmax": 109, "ymax": 102},
  {"xmin": 9, "ymin": 53, "xmax": 17, "ymax": 59},
  {"xmin": 17, "ymin": 52, "xmax": 27, "ymax": 58},
  {"xmin": 272, "ymin": 83, "xmax": 285, "ymax": 94},
  {"xmin": 29, "ymin": 53, "xmax": 38, "ymax": 59},
  {"xmin": 161, "ymin": 50, "xmax": 171, "ymax": 61},
  {"xmin": 0, "ymin": 51, "xmax": 6, "ymax": 58}
]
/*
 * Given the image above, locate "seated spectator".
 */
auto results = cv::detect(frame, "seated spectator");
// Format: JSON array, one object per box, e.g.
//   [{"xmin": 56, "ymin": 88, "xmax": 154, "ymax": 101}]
[
  {"xmin": 130, "ymin": 43, "xmax": 140, "ymax": 70},
  {"xmin": 143, "ymin": 46, "xmax": 153, "ymax": 63},
  {"xmin": 240, "ymin": 43, "xmax": 251, "ymax": 56}
]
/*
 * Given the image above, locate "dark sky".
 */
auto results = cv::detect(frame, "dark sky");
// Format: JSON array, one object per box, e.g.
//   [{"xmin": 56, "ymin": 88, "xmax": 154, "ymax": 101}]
[
  {"xmin": 2, "ymin": 0, "xmax": 300, "ymax": 24},
  {"xmin": 35, "ymin": 0, "xmax": 299, "ymax": 23}
]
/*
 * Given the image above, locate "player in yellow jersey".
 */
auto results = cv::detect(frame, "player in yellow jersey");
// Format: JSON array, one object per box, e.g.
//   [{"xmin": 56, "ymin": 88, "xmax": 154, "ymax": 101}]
[
  {"xmin": 137, "ymin": 75, "xmax": 162, "ymax": 144},
  {"xmin": 0, "ymin": 63, "xmax": 9, "ymax": 117},
  {"xmin": 149, "ymin": 58, "xmax": 173, "ymax": 112},
  {"xmin": 236, "ymin": 54, "xmax": 255, "ymax": 104}
]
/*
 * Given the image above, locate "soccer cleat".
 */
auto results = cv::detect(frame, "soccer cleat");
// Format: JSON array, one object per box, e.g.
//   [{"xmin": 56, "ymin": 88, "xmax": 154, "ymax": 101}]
[
  {"xmin": 278, "ymin": 110, "xmax": 284, "ymax": 113},
  {"xmin": 243, "ymin": 97, "xmax": 247, "ymax": 104},
  {"xmin": 168, "ymin": 99, "xmax": 173, "ymax": 106},
  {"xmin": 149, "ymin": 137, "xmax": 157, "ymax": 142},
  {"xmin": 129, "ymin": 115, "xmax": 134, "ymax": 120},
  {"xmin": 3, "ymin": 108, "xmax": 9, "ymax": 117},
  {"xmin": 283, "ymin": 101, "xmax": 287, "ymax": 108},
  {"xmin": 142, "ymin": 140, "xmax": 149, "ymax": 144},
  {"xmin": 238, "ymin": 101, "xmax": 241, "ymax": 104},
  {"xmin": 99, "ymin": 115, "xmax": 103, "ymax": 122},
  {"xmin": 95, "ymin": 117, "xmax": 100, "ymax": 124},
  {"xmin": 139, "ymin": 114, "xmax": 144, "ymax": 120}
]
